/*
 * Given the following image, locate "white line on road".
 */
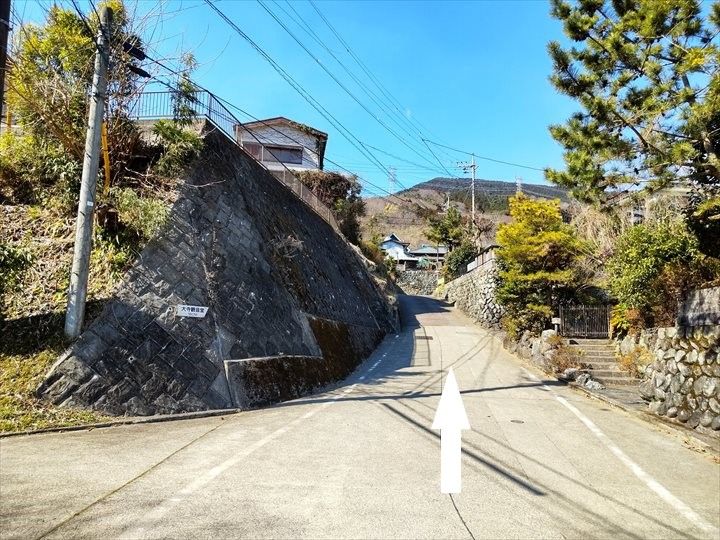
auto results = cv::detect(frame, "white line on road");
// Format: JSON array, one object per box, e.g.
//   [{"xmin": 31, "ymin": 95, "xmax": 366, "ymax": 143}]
[
  {"xmin": 523, "ymin": 369, "xmax": 718, "ymax": 535},
  {"xmin": 121, "ymin": 356, "xmax": 386, "ymax": 538}
]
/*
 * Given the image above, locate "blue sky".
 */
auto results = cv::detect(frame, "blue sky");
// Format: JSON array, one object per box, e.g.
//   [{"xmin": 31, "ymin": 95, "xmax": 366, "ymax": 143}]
[{"xmin": 18, "ymin": 0, "xmax": 578, "ymax": 196}]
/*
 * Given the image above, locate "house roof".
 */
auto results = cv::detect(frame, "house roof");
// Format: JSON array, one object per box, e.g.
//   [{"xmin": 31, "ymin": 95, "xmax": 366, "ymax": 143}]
[
  {"xmin": 409, "ymin": 244, "xmax": 448, "ymax": 255},
  {"xmin": 237, "ymin": 117, "xmax": 328, "ymax": 140},
  {"xmin": 381, "ymin": 233, "xmax": 409, "ymax": 246}
]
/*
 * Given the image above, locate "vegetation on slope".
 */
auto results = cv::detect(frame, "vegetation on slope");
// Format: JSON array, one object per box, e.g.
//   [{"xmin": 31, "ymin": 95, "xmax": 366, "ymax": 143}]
[
  {"xmin": 0, "ymin": 1, "xmax": 200, "ymax": 432},
  {"xmin": 360, "ymin": 176, "xmax": 565, "ymax": 248}
]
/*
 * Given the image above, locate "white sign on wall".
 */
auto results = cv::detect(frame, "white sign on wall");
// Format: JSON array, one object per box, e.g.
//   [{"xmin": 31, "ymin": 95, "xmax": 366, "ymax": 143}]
[{"xmin": 176, "ymin": 305, "xmax": 209, "ymax": 318}]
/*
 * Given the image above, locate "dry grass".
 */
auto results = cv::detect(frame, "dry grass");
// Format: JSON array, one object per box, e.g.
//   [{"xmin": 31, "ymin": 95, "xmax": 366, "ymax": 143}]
[
  {"xmin": 0, "ymin": 197, "xmax": 173, "ymax": 433},
  {"xmin": 617, "ymin": 346, "xmax": 653, "ymax": 378},
  {"xmin": 544, "ymin": 334, "xmax": 583, "ymax": 373},
  {"xmin": 1, "ymin": 339, "xmax": 110, "ymax": 433}
]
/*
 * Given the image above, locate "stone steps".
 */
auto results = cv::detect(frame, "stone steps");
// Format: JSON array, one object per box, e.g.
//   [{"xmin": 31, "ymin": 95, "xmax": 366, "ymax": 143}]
[
  {"xmin": 569, "ymin": 338, "xmax": 640, "ymax": 387},
  {"xmin": 587, "ymin": 368, "xmax": 625, "ymax": 378},
  {"xmin": 575, "ymin": 352, "xmax": 616, "ymax": 360},
  {"xmin": 592, "ymin": 375, "xmax": 639, "ymax": 386},
  {"xmin": 579, "ymin": 361, "xmax": 621, "ymax": 369},
  {"xmin": 571, "ymin": 341, "xmax": 613, "ymax": 348}
]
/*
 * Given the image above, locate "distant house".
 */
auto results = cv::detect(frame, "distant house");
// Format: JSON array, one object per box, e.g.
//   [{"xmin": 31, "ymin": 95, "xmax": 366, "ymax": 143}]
[
  {"xmin": 380, "ymin": 233, "xmax": 419, "ymax": 270},
  {"xmin": 612, "ymin": 183, "xmax": 692, "ymax": 226},
  {"xmin": 380, "ymin": 235, "xmax": 448, "ymax": 270},
  {"xmin": 408, "ymin": 244, "xmax": 448, "ymax": 265},
  {"xmin": 235, "ymin": 117, "xmax": 328, "ymax": 174}
]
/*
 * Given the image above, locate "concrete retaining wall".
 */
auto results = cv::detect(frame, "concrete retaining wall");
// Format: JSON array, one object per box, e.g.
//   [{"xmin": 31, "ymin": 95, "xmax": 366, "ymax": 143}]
[{"xmin": 38, "ymin": 124, "xmax": 395, "ymax": 416}]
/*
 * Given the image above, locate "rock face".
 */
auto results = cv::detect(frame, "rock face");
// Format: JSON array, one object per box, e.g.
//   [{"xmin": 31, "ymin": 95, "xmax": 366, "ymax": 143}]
[
  {"xmin": 638, "ymin": 325, "xmax": 720, "ymax": 431},
  {"xmin": 395, "ymin": 270, "xmax": 439, "ymax": 296},
  {"xmin": 37, "ymin": 125, "xmax": 396, "ymax": 416},
  {"xmin": 443, "ymin": 263, "xmax": 503, "ymax": 328}
]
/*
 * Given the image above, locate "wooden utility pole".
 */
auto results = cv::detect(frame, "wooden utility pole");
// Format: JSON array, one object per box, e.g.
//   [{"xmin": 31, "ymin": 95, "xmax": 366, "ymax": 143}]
[
  {"xmin": 0, "ymin": 0, "xmax": 11, "ymax": 122},
  {"xmin": 65, "ymin": 6, "xmax": 112, "ymax": 339}
]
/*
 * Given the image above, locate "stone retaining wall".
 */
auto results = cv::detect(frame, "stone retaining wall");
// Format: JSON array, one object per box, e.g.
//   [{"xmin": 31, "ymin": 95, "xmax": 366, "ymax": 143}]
[
  {"xmin": 37, "ymin": 124, "xmax": 395, "ymax": 416},
  {"xmin": 443, "ymin": 263, "xmax": 503, "ymax": 328},
  {"xmin": 395, "ymin": 270, "xmax": 439, "ymax": 296},
  {"xmin": 637, "ymin": 325, "xmax": 720, "ymax": 431}
]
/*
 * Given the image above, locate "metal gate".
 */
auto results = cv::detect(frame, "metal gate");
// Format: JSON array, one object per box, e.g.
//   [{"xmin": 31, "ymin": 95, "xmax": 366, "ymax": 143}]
[{"xmin": 559, "ymin": 305, "xmax": 611, "ymax": 338}]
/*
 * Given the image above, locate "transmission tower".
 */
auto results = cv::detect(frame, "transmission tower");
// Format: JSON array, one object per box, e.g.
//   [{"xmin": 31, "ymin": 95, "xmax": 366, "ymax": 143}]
[{"xmin": 388, "ymin": 167, "xmax": 397, "ymax": 193}]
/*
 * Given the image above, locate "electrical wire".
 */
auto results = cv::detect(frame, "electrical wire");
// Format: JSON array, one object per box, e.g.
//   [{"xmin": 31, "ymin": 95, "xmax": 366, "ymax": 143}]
[
  {"xmin": 203, "ymin": 0, "xmax": 396, "ymax": 180},
  {"xmin": 308, "ymin": 0, "xmax": 434, "ymax": 143},
  {"xmin": 422, "ymin": 138, "xmax": 547, "ymax": 172},
  {"xmin": 267, "ymin": 0, "xmax": 440, "ymax": 168}
]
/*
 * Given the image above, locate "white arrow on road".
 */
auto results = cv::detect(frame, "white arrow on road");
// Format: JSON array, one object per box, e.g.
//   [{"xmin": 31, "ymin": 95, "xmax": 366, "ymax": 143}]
[{"xmin": 432, "ymin": 368, "xmax": 470, "ymax": 494}]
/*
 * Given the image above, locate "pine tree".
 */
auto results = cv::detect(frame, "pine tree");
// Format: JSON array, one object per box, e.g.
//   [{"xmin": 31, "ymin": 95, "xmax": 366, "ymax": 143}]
[
  {"xmin": 546, "ymin": 0, "xmax": 720, "ymax": 204},
  {"xmin": 425, "ymin": 206, "xmax": 465, "ymax": 250},
  {"xmin": 496, "ymin": 195, "xmax": 586, "ymax": 338}
]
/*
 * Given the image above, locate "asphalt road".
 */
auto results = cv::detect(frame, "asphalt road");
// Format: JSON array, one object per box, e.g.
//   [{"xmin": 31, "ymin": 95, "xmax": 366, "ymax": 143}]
[{"xmin": 2, "ymin": 295, "xmax": 719, "ymax": 539}]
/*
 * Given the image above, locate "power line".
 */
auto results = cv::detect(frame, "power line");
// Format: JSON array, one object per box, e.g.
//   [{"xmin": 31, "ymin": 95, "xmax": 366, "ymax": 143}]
[
  {"xmin": 308, "ymin": 0, "xmax": 434, "ymax": 144},
  {"xmin": 423, "ymin": 138, "xmax": 458, "ymax": 178},
  {"xmin": 255, "ymin": 0, "xmax": 443, "ymax": 174},
  {"xmin": 203, "ymin": 0, "xmax": 397, "ymax": 180},
  {"xmin": 273, "ymin": 0, "xmax": 434, "ymax": 159},
  {"xmin": 422, "ymin": 138, "xmax": 546, "ymax": 172},
  {"xmin": 363, "ymin": 143, "xmax": 450, "ymax": 175}
]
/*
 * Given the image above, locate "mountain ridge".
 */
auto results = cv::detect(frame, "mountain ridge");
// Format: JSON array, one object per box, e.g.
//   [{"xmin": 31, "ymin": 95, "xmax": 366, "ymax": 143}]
[{"xmin": 360, "ymin": 177, "xmax": 569, "ymax": 247}]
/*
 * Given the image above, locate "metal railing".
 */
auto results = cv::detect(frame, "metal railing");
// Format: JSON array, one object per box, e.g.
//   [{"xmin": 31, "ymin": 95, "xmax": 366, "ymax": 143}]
[
  {"xmin": 559, "ymin": 305, "xmax": 611, "ymax": 339},
  {"xmin": 129, "ymin": 91, "xmax": 340, "ymax": 232}
]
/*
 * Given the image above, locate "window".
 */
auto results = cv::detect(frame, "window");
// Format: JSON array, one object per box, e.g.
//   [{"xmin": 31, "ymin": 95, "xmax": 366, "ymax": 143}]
[
  {"xmin": 243, "ymin": 142, "xmax": 262, "ymax": 160},
  {"xmin": 264, "ymin": 145, "xmax": 303, "ymax": 165},
  {"xmin": 242, "ymin": 142, "xmax": 303, "ymax": 165}
]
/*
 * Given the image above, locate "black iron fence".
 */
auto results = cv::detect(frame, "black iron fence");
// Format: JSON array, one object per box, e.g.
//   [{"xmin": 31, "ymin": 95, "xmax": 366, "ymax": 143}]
[
  {"xmin": 128, "ymin": 91, "xmax": 339, "ymax": 232},
  {"xmin": 559, "ymin": 304, "xmax": 611, "ymax": 339}
]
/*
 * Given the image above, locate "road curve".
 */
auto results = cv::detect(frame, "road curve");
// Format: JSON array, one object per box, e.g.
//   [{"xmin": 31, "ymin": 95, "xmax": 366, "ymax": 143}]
[{"xmin": 1, "ymin": 295, "xmax": 719, "ymax": 539}]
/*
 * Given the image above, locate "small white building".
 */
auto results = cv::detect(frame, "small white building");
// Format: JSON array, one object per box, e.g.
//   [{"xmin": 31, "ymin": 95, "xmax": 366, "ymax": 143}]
[
  {"xmin": 235, "ymin": 117, "xmax": 328, "ymax": 173},
  {"xmin": 380, "ymin": 233, "xmax": 420, "ymax": 269}
]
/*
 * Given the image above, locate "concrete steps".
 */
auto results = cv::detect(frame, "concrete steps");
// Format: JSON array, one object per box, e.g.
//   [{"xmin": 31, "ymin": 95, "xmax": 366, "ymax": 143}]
[{"xmin": 567, "ymin": 338, "xmax": 641, "ymax": 387}]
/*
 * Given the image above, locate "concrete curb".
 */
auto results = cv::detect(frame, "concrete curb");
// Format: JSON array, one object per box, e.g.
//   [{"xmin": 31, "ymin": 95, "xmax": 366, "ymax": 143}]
[
  {"xmin": 568, "ymin": 382, "xmax": 719, "ymax": 453},
  {"xmin": 0, "ymin": 408, "xmax": 241, "ymax": 439},
  {"xmin": 492, "ymin": 330, "xmax": 720, "ymax": 454}
]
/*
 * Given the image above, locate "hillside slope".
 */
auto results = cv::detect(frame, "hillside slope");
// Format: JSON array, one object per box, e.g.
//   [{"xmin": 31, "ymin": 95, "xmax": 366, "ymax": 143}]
[{"xmin": 361, "ymin": 177, "xmax": 568, "ymax": 246}]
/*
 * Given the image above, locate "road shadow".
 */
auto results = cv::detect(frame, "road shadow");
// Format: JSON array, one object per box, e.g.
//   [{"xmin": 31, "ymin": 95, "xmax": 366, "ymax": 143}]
[
  {"xmin": 399, "ymin": 295, "xmax": 453, "ymax": 329},
  {"xmin": 382, "ymin": 395, "xmax": 696, "ymax": 540},
  {"xmin": 0, "ymin": 300, "xmax": 107, "ymax": 356}
]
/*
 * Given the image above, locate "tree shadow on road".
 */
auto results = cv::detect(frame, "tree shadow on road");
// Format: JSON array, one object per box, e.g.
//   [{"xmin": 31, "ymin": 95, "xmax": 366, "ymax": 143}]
[{"xmin": 381, "ymin": 384, "xmax": 698, "ymax": 540}]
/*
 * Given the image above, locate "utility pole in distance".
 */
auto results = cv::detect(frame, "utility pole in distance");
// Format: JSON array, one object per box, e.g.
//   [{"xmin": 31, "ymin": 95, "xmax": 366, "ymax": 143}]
[
  {"xmin": 0, "ymin": 0, "xmax": 11, "ymax": 121},
  {"xmin": 65, "ymin": 6, "xmax": 112, "ymax": 339},
  {"xmin": 459, "ymin": 154, "xmax": 477, "ymax": 235}
]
